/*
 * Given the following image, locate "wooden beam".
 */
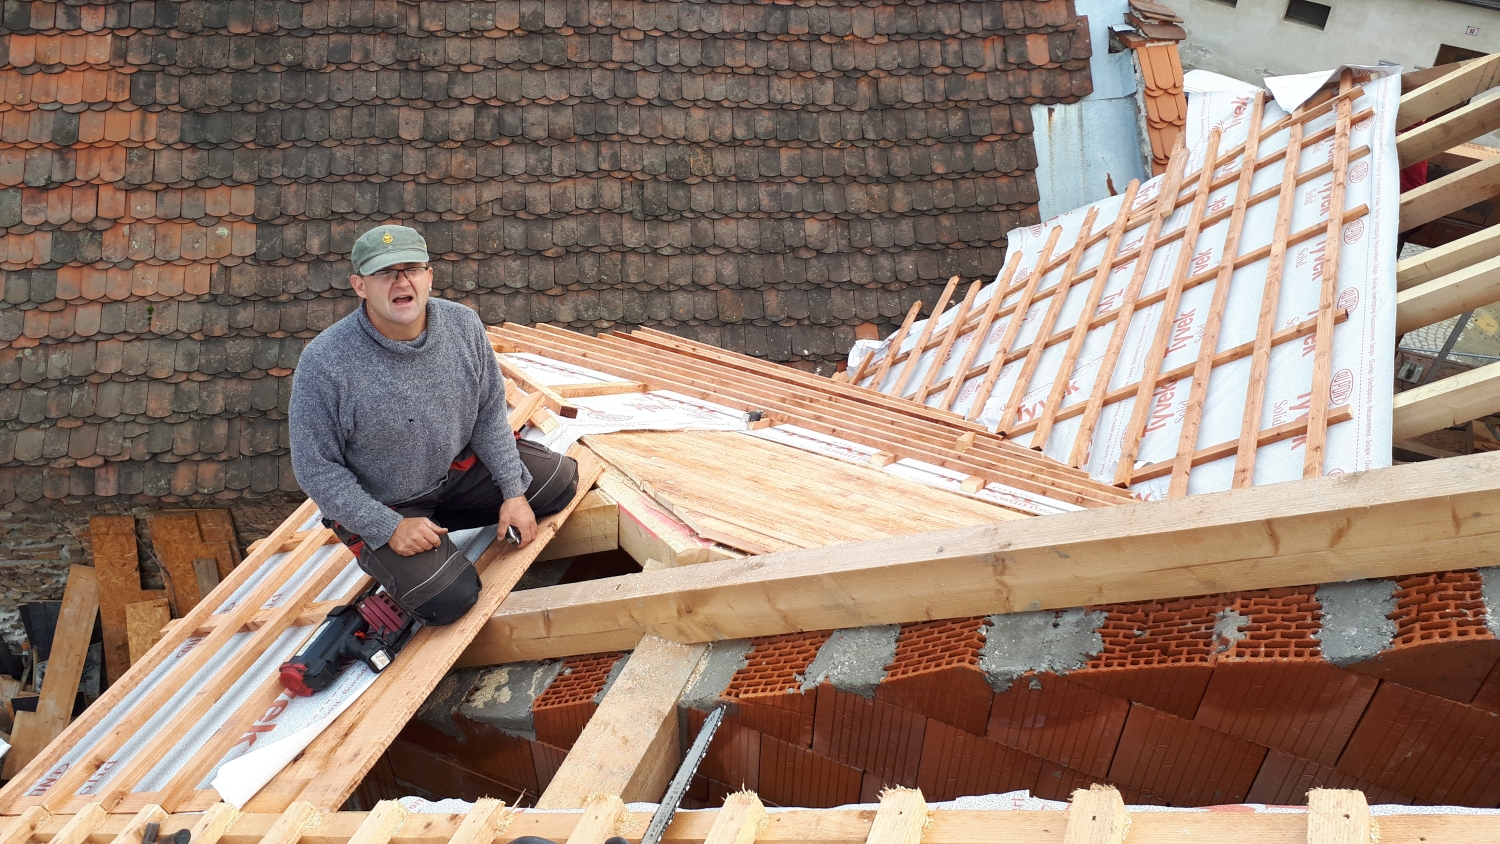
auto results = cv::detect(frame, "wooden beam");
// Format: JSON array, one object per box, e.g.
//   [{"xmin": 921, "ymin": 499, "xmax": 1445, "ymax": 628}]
[
  {"xmin": 596, "ymin": 470, "xmax": 722, "ymax": 569},
  {"xmin": 551, "ymin": 381, "xmax": 649, "ymax": 399},
  {"xmin": 1395, "ymin": 253, "xmax": 1500, "ymax": 334},
  {"xmin": 183, "ymin": 804, "xmax": 240, "ymax": 844},
  {"xmin": 343, "ymin": 802, "xmax": 405, "ymax": 844},
  {"xmin": 703, "ymin": 792, "xmax": 767, "ymax": 844},
  {"xmin": 445, "ymin": 799, "xmax": 507, "ymax": 844},
  {"xmin": 536, "ymin": 489, "xmax": 619, "ymax": 563},
  {"xmin": 563, "ymin": 795, "xmax": 627, "ymax": 844},
  {"xmin": 17, "ymin": 803, "xmax": 1500, "ymax": 844},
  {"xmin": 107, "ymin": 807, "xmax": 167, "ymax": 844},
  {"xmin": 1397, "ymin": 53, "xmax": 1500, "ymax": 131},
  {"xmin": 1394, "ymin": 360, "xmax": 1500, "ymax": 440},
  {"xmin": 1397, "ymin": 222, "xmax": 1500, "ymax": 290},
  {"xmin": 1061, "ymin": 786, "xmax": 1126, "ymax": 844},
  {"xmin": 1306, "ymin": 790, "xmax": 1372, "ymax": 844},
  {"xmin": 863, "ymin": 789, "xmax": 928, "ymax": 844},
  {"xmin": 536, "ymin": 636, "xmax": 708, "ymax": 808},
  {"xmin": 1400, "ymin": 154, "xmax": 1500, "ymax": 232},
  {"xmin": 48, "ymin": 806, "xmax": 106, "ymax": 844},
  {"xmin": 461, "ymin": 451, "xmax": 1500, "ymax": 664},
  {"xmin": 1398, "ymin": 89, "xmax": 1500, "ymax": 167},
  {"xmin": 0, "ymin": 806, "xmax": 51, "ymax": 844},
  {"xmin": 4, "ymin": 566, "xmax": 99, "ymax": 778}
]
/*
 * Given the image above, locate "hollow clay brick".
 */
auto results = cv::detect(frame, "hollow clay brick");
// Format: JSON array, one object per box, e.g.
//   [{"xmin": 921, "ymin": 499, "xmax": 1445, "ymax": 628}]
[
  {"xmin": 1347, "ymin": 571, "xmax": 1500, "ymax": 704},
  {"xmin": 1337, "ymin": 681, "xmax": 1500, "ymax": 806},
  {"xmin": 1194, "ymin": 661, "xmax": 1376, "ymax": 767},
  {"xmin": 724, "ymin": 631, "xmax": 830, "ymax": 747},
  {"xmin": 1221, "ymin": 588, "xmax": 1323, "ymax": 660},
  {"xmin": 693, "ymin": 711, "xmax": 762, "ymax": 793},
  {"xmin": 877, "ymin": 617, "xmax": 996, "ymax": 734},
  {"xmin": 811, "ymin": 683, "xmax": 927, "ymax": 788},
  {"xmin": 531, "ymin": 740, "xmax": 569, "ymax": 795},
  {"xmin": 1068, "ymin": 596, "xmax": 1222, "ymax": 718},
  {"xmin": 758, "ymin": 731, "xmax": 864, "ymax": 808},
  {"xmin": 1246, "ymin": 749, "xmax": 1414, "ymax": 806},
  {"xmin": 530, "ymin": 652, "xmax": 624, "ymax": 750},
  {"xmin": 916, "ymin": 719, "xmax": 1045, "ymax": 802},
  {"xmin": 985, "ymin": 672, "xmax": 1129, "ymax": 778},
  {"xmin": 1107, "ymin": 703, "xmax": 1267, "ymax": 806}
]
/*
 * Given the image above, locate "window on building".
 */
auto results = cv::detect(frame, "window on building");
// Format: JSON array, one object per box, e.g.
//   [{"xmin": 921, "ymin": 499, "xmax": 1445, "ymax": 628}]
[{"xmin": 1284, "ymin": 0, "xmax": 1331, "ymax": 28}]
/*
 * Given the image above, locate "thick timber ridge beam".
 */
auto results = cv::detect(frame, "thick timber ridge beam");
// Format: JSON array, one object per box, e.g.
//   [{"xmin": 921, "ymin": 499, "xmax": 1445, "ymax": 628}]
[{"xmin": 460, "ymin": 451, "xmax": 1500, "ymax": 665}]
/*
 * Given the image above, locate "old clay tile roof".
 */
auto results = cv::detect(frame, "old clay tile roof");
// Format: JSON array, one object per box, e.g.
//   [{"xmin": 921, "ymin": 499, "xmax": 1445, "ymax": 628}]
[{"xmin": 0, "ymin": 0, "xmax": 1094, "ymax": 506}]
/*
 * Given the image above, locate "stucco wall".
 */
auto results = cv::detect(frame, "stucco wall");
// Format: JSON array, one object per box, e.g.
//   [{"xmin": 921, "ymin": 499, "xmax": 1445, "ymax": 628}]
[{"xmin": 1171, "ymin": 0, "xmax": 1500, "ymax": 82}]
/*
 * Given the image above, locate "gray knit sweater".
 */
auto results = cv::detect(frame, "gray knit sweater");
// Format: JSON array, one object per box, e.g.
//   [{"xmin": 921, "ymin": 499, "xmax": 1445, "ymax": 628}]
[{"xmin": 288, "ymin": 298, "xmax": 530, "ymax": 548}]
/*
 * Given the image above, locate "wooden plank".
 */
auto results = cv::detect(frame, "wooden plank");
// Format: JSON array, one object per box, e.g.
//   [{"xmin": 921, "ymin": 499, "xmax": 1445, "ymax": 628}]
[
  {"xmin": 48, "ymin": 805, "xmax": 105, "ymax": 844},
  {"xmin": 1000, "ymin": 207, "xmax": 1101, "ymax": 435},
  {"xmin": 1399, "ymin": 88, "xmax": 1500, "ymax": 168},
  {"xmin": 1396, "ymin": 253, "xmax": 1500, "ymax": 334},
  {"xmin": 23, "ymin": 805, "xmax": 1500, "ymax": 844},
  {"xmin": 551, "ymin": 381, "xmax": 648, "ymax": 398},
  {"xmin": 0, "ymin": 805, "xmax": 50, "ymax": 844},
  {"xmin": 3, "ymin": 566, "xmax": 99, "ymax": 778},
  {"xmin": 0, "ymin": 499, "xmax": 321, "ymax": 814},
  {"xmin": 537, "ymin": 636, "xmax": 707, "ymax": 808},
  {"xmin": 1397, "ymin": 52, "xmax": 1500, "ymax": 131},
  {"xmin": 563, "ymin": 795, "xmax": 627, "ymax": 844},
  {"xmin": 502, "ymin": 324, "xmax": 1130, "ymax": 508},
  {"xmin": 89, "ymin": 516, "xmax": 166, "ymax": 685},
  {"xmin": 192, "ymin": 559, "xmax": 221, "ymax": 603},
  {"xmin": 259, "ymin": 803, "xmax": 320, "ymax": 844},
  {"xmin": 966, "ymin": 227, "xmax": 1065, "ymax": 422},
  {"xmin": 1306, "ymin": 789, "xmax": 1371, "ymax": 844},
  {"xmin": 913, "ymin": 281, "xmax": 982, "ymax": 405},
  {"xmin": 1400, "ymin": 153, "xmax": 1500, "ymax": 232},
  {"xmin": 938, "ymin": 253, "xmax": 1022, "ymax": 413},
  {"xmin": 1031, "ymin": 183, "xmax": 1141, "ymax": 452},
  {"xmin": 1067, "ymin": 145, "xmax": 1187, "ymax": 467},
  {"xmin": 1304, "ymin": 73, "xmax": 1355, "ymax": 479},
  {"xmin": 123, "ymin": 599, "xmax": 171, "ymax": 666},
  {"xmin": 446, "ymin": 799, "xmax": 508, "ymax": 844},
  {"xmin": 183, "ymin": 804, "xmax": 240, "ymax": 844},
  {"xmin": 1169, "ymin": 93, "xmax": 1267, "ymax": 495},
  {"xmin": 596, "ymin": 470, "xmax": 720, "ymax": 568},
  {"xmin": 248, "ymin": 452, "xmax": 606, "ymax": 812},
  {"xmin": 1398, "ymin": 221, "xmax": 1500, "ymax": 290},
  {"xmin": 863, "ymin": 789, "xmax": 927, "ymax": 844},
  {"xmin": 463, "ymin": 450, "xmax": 1500, "ymax": 664},
  {"xmin": 1393, "ymin": 358, "xmax": 1500, "ymax": 439},
  {"xmin": 107, "ymin": 806, "xmax": 167, "ymax": 844},
  {"xmin": 1133, "ymin": 407, "xmax": 1353, "ymax": 483},
  {"xmin": 344, "ymin": 802, "xmax": 406, "ymax": 844},
  {"xmin": 703, "ymin": 792, "xmax": 767, "ymax": 844},
  {"xmin": 536, "ymin": 489, "xmax": 619, "ymax": 562},
  {"xmin": 1234, "ymin": 119, "xmax": 1306, "ymax": 488},
  {"xmin": 497, "ymin": 355, "xmax": 580, "ymax": 418},
  {"xmin": 864, "ymin": 301, "xmax": 923, "ymax": 391},
  {"xmin": 147, "ymin": 513, "xmax": 212, "ymax": 615},
  {"xmin": 1061, "ymin": 786, "xmax": 1126, "ymax": 844},
  {"xmin": 893, "ymin": 276, "xmax": 960, "ymax": 398},
  {"xmin": 1114, "ymin": 129, "xmax": 1223, "ymax": 487},
  {"xmin": 193, "ymin": 510, "xmax": 241, "ymax": 576}
]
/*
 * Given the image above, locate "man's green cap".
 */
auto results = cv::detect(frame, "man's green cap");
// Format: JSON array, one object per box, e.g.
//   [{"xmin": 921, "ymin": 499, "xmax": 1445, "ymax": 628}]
[{"xmin": 351, "ymin": 225, "xmax": 429, "ymax": 275}]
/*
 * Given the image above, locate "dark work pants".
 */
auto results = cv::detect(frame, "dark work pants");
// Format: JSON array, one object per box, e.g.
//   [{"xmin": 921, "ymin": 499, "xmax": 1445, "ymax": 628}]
[{"xmin": 330, "ymin": 440, "xmax": 578, "ymax": 626}]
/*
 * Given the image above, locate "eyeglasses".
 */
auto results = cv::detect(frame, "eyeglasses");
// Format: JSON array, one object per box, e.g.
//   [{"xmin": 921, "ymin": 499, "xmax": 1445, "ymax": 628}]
[{"xmin": 362, "ymin": 265, "xmax": 433, "ymax": 284}]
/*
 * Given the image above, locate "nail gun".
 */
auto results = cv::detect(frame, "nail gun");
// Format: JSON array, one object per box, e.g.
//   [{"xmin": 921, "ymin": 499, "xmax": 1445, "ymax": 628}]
[{"xmin": 278, "ymin": 585, "xmax": 419, "ymax": 697}]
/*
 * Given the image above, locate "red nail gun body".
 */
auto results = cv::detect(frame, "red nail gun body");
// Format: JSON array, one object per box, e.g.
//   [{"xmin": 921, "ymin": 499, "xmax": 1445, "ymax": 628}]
[{"xmin": 278, "ymin": 586, "xmax": 419, "ymax": 697}]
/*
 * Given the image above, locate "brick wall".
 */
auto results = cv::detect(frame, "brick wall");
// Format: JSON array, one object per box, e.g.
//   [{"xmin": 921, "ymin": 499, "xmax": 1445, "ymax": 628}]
[{"xmin": 0, "ymin": 0, "xmax": 1092, "ymax": 513}]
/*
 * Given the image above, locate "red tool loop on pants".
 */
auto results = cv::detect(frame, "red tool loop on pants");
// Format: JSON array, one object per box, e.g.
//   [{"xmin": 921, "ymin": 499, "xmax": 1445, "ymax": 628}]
[{"xmin": 450, "ymin": 453, "xmax": 478, "ymax": 472}]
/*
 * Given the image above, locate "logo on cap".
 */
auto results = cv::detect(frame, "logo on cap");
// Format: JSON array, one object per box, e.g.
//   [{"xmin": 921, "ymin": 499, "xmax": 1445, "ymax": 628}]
[{"xmin": 382, "ymin": 233, "xmax": 393, "ymax": 243}]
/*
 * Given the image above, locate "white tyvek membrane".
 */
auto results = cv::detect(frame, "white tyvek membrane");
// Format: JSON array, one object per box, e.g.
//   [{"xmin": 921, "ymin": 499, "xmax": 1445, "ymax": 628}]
[
  {"xmin": 74, "ymin": 631, "xmax": 254, "ymax": 796},
  {"xmin": 525, "ymin": 389, "xmax": 748, "ymax": 452},
  {"xmin": 204, "ymin": 525, "xmax": 493, "ymax": 807},
  {"xmin": 851, "ymin": 70, "xmax": 1399, "ymax": 500},
  {"xmin": 22, "ymin": 633, "xmax": 205, "ymax": 797},
  {"xmin": 131, "ymin": 625, "xmax": 311, "ymax": 793},
  {"xmin": 212, "ymin": 510, "xmax": 329, "ymax": 615},
  {"xmin": 500, "ymin": 352, "xmax": 627, "ymax": 386},
  {"xmin": 259, "ymin": 543, "xmax": 344, "ymax": 610},
  {"xmin": 743, "ymin": 424, "xmax": 881, "ymax": 463}
]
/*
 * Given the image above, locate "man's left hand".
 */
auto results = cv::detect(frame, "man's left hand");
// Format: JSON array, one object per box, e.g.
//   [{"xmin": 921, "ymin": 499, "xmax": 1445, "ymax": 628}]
[{"xmin": 499, "ymin": 496, "xmax": 537, "ymax": 548}]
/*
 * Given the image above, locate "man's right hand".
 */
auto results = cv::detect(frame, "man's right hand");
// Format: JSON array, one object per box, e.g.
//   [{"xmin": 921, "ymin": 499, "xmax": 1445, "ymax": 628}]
[{"xmin": 387, "ymin": 517, "xmax": 448, "ymax": 556}]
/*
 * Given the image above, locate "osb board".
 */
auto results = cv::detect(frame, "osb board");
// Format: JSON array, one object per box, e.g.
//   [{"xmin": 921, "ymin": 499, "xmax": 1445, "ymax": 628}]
[
  {"xmin": 584, "ymin": 430, "xmax": 1023, "ymax": 554},
  {"xmin": 90, "ymin": 516, "xmax": 168, "ymax": 685},
  {"xmin": 148, "ymin": 510, "xmax": 240, "ymax": 615}
]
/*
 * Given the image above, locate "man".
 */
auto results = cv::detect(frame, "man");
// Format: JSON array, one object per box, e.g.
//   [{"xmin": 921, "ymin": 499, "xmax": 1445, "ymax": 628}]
[{"xmin": 289, "ymin": 224, "xmax": 578, "ymax": 626}]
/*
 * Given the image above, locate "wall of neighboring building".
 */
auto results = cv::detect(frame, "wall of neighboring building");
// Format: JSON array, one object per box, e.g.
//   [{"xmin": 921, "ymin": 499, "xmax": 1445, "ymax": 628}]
[{"xmin": 1172, "ymin": 0, "xmax": 1500, "ymax": 82}]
